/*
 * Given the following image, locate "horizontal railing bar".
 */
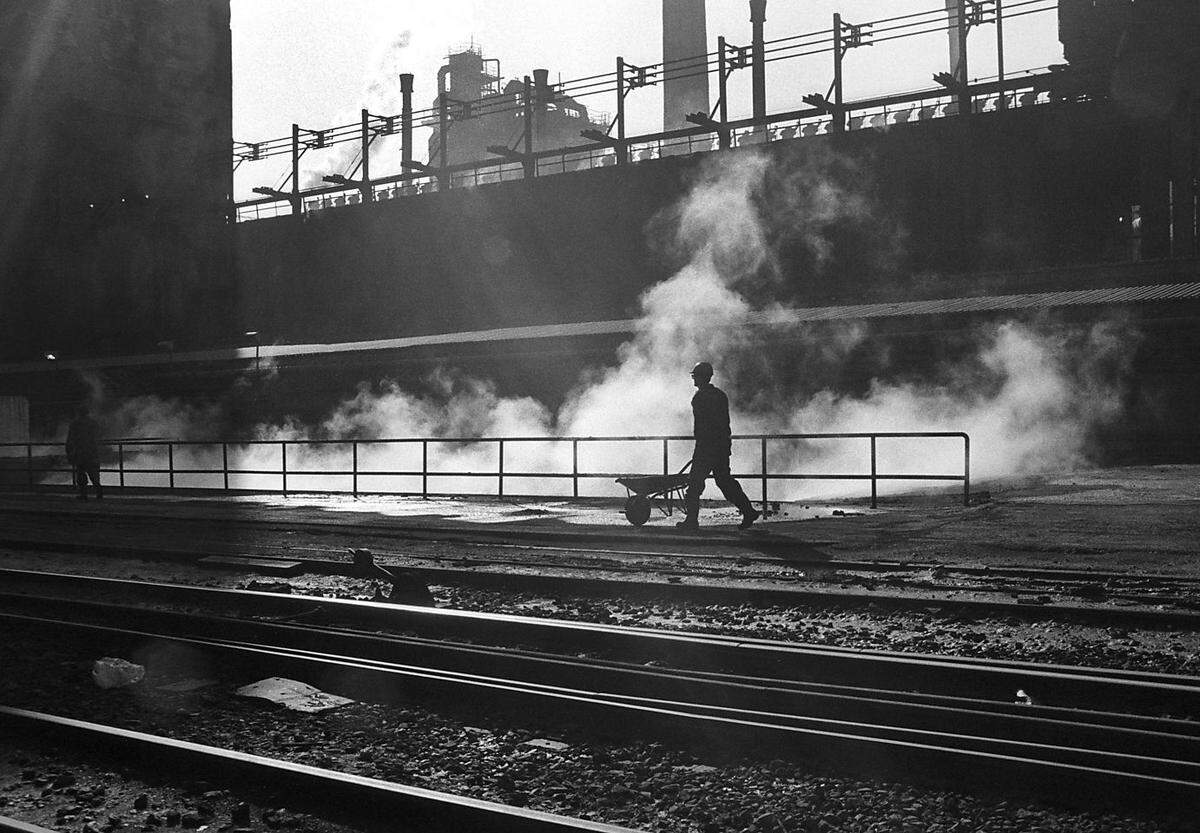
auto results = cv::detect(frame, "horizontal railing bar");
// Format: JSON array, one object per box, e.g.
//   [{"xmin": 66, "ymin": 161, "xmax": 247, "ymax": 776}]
[
  {"xmin": 27, "ymin": 469, "xmax": 964, "ymax": 482},
  {"xmin": 0, "ymin": 432, "xmax": 969, "ymax": 450}
]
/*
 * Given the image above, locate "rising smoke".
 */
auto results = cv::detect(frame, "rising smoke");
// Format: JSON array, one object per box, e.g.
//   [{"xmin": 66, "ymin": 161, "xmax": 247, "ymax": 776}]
[{"xmin": 74, "ymin": 148, "xmax": 1137, "ymax": 498}]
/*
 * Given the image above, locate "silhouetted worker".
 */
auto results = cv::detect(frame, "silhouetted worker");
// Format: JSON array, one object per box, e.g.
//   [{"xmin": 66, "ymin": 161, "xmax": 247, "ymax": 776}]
[
  {"xmin": 678, "ymin": 362, "xmax": 760, "ymax": 530},
  {"xmin": 66, "ymin": 406, "xmax": 103, "ymax": 501}
]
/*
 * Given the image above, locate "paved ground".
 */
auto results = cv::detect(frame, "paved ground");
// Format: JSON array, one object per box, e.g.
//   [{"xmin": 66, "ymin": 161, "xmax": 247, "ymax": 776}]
[{"xmin": 3, "ymin": 464, "xmax": 1197, "ymax": 576}]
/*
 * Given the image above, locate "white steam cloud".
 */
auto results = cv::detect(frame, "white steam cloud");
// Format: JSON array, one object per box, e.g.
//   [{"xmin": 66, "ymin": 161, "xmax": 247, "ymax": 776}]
[{"xmin": 68, "ymin": 149, "xmax": 1136, "ymax": 500}]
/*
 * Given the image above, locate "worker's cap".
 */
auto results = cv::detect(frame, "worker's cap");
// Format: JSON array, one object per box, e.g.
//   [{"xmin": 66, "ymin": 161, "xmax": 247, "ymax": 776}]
[{"xmin": 690, "ymin": 362, "xmax": 713, "ymax": 381}]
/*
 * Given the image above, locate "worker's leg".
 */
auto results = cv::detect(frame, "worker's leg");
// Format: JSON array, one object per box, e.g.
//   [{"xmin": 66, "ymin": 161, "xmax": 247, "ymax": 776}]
[
  {"xmin": 74, "ymin": 465, "xmax": 87, "ymax": 500},
  {"xmin": 711, "ymin": 457, "xmax": 755, "ymax": 514},
  {"xmin": 86, "ymin": 464, "xmax": 103, "ymax": 499},
  {"xmin": 681, "ymin": 458, "xmax": 712, "ymax": 525}
]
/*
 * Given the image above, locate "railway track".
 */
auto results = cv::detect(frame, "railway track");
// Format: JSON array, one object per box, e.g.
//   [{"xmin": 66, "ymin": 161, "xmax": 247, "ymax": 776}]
[
  {"xmin": 3, "ymin": 496, "xmax": 1196, "ymax": 582},
  {"xmin": 4, "ymin": 496, "xmax": 1198, "ymax": 585},
  {"xmin": 0, "ymin": 708, "xmax": 638, "ymax": 833},
  {"xmin": 1, "ymin": 570, "xmax": 1199, "ymax": 816},
  {"xmin": 3, "ymin": 528, "xmax": 1199, "ymax": 628}
]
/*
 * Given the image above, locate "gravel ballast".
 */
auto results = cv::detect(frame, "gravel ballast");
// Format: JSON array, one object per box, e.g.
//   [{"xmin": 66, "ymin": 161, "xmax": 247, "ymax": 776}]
[{"xmin": 0, "ymin": 619, "xmax": 1192, "ymax": 833}]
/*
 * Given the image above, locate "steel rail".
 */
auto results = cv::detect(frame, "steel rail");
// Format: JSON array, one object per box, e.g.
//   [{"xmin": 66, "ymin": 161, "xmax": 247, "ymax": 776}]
[
  {"xmin": 2, "ymin": 569, "xmax": 1198, "ymax": 714},
  {"xmin": 1, "ymin": 612, "xmax": 1198, "ymax": 814},
  {"xmin": 2, "ymin": 596, "xmax": 1197, "ymax": 761},
  {"xmin": 3, "ymin": 531, "xmax": 1199, "ymax": 629},
  {"xmin": 7, "ymin": 519, "xmax": 1191, "ymax": 591},
  {"xmin": 0, "ymin": 708, "xmax": 638, "ymax": 833},
  {"xmin": 0, "ymin": 819, "xmax": 58, "ymax": 833}
]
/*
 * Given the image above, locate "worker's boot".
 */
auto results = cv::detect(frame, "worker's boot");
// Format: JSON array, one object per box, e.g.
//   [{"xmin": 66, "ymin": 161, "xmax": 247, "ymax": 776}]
[
  {"xmin": 677, "ymin": 496, "xmax": 700, "ymax": 530},
  {"xmin": 738, "ymin": 506, "xmax": 761, "ymax": 530}
]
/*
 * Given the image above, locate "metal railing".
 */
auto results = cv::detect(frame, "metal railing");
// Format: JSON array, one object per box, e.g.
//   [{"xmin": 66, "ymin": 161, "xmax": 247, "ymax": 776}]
[
  {"xmin": 234, "ymin": 73, "xmax": 1054, "ymax": 223},
  {"xmin": 1, "ymin": 432, "xmax": 970, "ymax": 509}
]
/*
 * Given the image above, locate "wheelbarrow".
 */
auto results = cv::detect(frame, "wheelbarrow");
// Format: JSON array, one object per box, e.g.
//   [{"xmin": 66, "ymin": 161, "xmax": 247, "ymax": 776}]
[{"xmin": 615, "ymin": 461, "xmax": 692, "ymax": 526}]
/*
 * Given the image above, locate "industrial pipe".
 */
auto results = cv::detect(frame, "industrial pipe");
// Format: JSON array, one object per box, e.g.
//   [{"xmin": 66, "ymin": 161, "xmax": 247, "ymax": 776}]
[
  {"xmin": 400, "ymin": 73, "xmax": 414, "ymax": 172},
  {"xmin": 750, "ymin": 0, "xmax": 767, "ymax": 123}
]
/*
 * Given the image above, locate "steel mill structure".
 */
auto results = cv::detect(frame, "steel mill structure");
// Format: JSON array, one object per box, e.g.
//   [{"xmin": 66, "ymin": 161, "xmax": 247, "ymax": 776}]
[{"xmin": 0, "ymin": 0, "xmax": 1198, "ymax": 458}]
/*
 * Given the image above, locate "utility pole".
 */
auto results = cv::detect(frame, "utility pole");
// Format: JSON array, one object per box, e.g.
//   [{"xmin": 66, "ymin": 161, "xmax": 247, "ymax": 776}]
[
  {"xmin": 523, "ymin": 75, "xmax": 535, "ymax": 180},
  {"xmin": 995, "ymin": 0, "xmax": 1006, "ymax": 109},
  {"xmin": 616, "ymin": 57, "xmax": 627, "ymax": 163},
  {"xmin": 359, "ymin": 109, "xmax": 371, "ymax": 203},
  {"xmin": 290, "ymin": 124, "xmax": 301, "ymax": 215},
  {"xmin": 717, "ymin": 37, "xmax": 733, "ymax": 149},
  {"xmin": 832, "ymin": 14, "xmax": 845, "ymax": 133}
]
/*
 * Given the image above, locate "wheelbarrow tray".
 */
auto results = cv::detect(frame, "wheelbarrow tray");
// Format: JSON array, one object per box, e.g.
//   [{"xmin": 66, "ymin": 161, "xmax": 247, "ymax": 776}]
[
  {"xmin": 615, "ymin": 473, "xmax": 690, "ymax": 496},
  {"xmin": 615, "ymin": 463, "xmax": 692, "ymax": 526}
]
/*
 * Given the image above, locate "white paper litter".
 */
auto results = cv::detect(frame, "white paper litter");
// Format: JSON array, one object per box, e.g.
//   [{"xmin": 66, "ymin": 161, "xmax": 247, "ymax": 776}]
[{"xmin": 235, "ymin": 677, "xmax": 354, "ymax": 712}]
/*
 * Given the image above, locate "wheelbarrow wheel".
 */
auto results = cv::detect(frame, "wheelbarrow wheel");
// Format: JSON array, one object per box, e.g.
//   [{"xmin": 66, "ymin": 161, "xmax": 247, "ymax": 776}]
[{"xmin": 624, "ymin": 495, "xmax": 652, "ymax": 526}]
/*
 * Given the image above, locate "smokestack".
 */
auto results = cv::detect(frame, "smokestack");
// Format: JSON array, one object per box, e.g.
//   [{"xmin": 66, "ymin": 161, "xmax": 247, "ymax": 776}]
[
  {"xmin": 400, "ymin": 73, "xmax": 413, "ymax": 170},
  {"xmin": 750, "ymin": 0, "xmax": 766, "ymax": 123},
  {"xmin": 532, "ymin": 67, "xmax": 551, "ymax": 104},
  {"xmin": 662, "ymin": 0, "xmax": 710, "ymax": 132}
]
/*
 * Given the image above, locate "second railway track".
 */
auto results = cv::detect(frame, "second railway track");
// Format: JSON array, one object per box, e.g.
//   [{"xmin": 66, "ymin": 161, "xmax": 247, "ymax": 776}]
[{"xmin": 2, "ymin": 569, "xmax": 1199, "ymax": 817}]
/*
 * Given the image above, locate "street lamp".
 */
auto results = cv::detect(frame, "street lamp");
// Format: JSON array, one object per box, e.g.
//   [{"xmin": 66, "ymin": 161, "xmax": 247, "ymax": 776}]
[{"xmin": 244, "ymin": 330, "xmax": 260, "ymax": 372}]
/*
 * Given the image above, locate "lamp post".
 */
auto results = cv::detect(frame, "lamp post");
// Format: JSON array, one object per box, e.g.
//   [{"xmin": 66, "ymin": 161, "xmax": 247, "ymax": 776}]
[{"xmin": 244, "ymin": 331, "xmax": 260, "ymax": 373}]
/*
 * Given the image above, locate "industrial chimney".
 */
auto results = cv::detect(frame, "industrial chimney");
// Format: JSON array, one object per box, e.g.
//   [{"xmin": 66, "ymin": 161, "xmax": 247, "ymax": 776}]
[{"xmin": 662, "ymin": 0, "xmax": 710, "ymax": 132}]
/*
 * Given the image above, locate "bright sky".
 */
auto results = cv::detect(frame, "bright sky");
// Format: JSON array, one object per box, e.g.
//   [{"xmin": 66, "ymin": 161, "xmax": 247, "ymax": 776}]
[{"xmin": 231, "ymin": 0, "xmax": 1064, "ymax": 199}]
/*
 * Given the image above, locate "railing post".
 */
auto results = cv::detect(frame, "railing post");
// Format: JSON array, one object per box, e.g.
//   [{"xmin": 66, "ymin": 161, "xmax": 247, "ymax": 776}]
[
  {"xmin": 168, "ymin": 443, "xmax": 175, "ymax": 490},
  {"xmin": 760, "ymin": 436, "xmax": 768, "ymax": 514},
  {"xmin": 662, "ymin": 439, "xmax": 669, "ymax": 475},
  {"xmin": 26, "ymin": 443, "xmax": 33, "ymax": 488},
  {"xmin": 222, "ymin": 443, "xmax": 229, "ymax": 491},
  {"xmin": 352, "ymin": 441, "xmax": 358, "ymax": 497},
  {"xmin": 118, "ymin": 444, "xmax": 125, "ymax": 489},
  {"xmin": 281, "ymin": 441, "xmax": 288, "ymax": 495},
  {"xmin": 422, "ymin": 440, "xmax": 428, "ymax": 498},
  {"xmin": 498, "ymin": 439, "xmax": 505, "ymax": 497},
  {"xmin": 963, "ymin": 433, "xmax": 971, "ymax": 507},
  {"xmin": 572, "ymin": 439, "xmax": 579, "ymax": 499},
  {"xmin": 870, "ymin": 435, "xmax": 878, "ymax": 509}
]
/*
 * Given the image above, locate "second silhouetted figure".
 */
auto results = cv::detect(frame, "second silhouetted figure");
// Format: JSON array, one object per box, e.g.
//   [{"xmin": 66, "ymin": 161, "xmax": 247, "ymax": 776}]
[
  {"xmin": 678, "ymin": 362, "xmax": 760, "ymax": 530},
  {"xmin": 66, "ymin": 405, "xmax": 104, "ymax": 501}
]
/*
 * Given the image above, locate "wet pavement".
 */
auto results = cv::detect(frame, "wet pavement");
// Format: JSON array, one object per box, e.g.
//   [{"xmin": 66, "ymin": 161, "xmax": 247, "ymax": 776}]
[{"xmin": 1, "ymin": 464, "xmax": 1198, "ymax": 575}]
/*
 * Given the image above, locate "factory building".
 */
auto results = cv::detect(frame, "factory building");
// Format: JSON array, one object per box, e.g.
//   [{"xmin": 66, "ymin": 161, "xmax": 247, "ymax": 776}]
[
  {"xmin": 0, "ymin": 0, "xmax": 1197, "ymax": 458},
  {"xmin": 426, "ymin": 46, "xmax": 608, "ymax": 171},
  {"xmin": 0, "ymin": 0, "xmax": 233, "ymax": 361}
]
